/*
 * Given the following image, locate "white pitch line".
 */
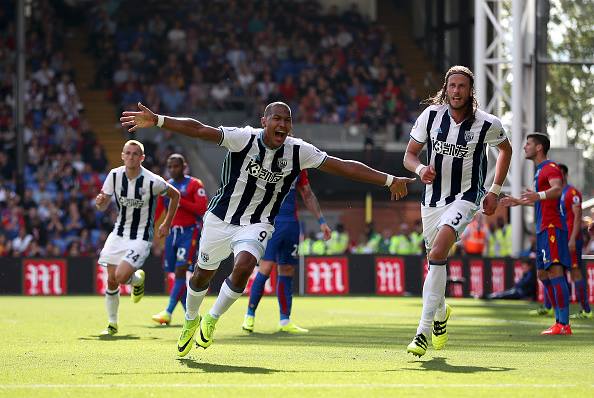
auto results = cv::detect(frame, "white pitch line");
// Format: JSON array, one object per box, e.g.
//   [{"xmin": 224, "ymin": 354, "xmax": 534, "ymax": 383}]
[{"xmin": 0, "ymin": 383, "xmax": 591, "ymax": 389}]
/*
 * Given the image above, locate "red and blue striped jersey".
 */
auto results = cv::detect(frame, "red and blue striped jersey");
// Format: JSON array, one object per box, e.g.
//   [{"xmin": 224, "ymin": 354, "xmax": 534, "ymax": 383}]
[
  {"xmin": 534, "ymin": 160, "xmax": 565, "ymax": 232},
  {"xmin": 561, "ymin": 184, "xmax": 582, "ymax": 240}
]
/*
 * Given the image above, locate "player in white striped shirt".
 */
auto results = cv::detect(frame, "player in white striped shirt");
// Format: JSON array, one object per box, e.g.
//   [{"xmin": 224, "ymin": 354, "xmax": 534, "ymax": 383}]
[
  {"xmin": 403, "ymin": 66, "xmax": 512, "ymax": 357},
  {"xmin": 121, "ymin": 101, "xmax": 415, "ymax": 356},
  {"xmin": 96, "ymin": 140, "xmax": 180, "ymax": 336}
]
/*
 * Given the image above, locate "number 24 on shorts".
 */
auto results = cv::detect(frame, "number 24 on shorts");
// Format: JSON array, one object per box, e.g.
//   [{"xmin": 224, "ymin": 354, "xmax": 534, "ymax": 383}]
[{"xmin": 125, "ymin": 249, "xmax": 140, "ymax": 262}]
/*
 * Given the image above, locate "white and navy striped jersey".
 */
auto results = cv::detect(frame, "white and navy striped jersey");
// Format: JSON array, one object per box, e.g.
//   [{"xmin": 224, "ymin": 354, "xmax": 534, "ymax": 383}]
[
  {"xmin": 208, "ymin": 126, "xmax": 327, "ymax": 226},
  {"xmin": 410, "ymin": 104, "xmax": 508, "ymax": 207},
  {"xmin": 101, "ymin": 166, "xmax": 169, "ymax": 241}
]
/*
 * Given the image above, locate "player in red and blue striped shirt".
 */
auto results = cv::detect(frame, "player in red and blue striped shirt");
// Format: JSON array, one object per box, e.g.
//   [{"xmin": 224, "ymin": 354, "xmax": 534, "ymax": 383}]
[
  {"xmin": 152, "ymin": 154, "xmax": 208, "ymax": 325},
  {"xmin": 502, "ymin": 133, "xmax": 572, "ymax": 335},
  {"xmin": 559, "ymin": 164, "xmax": 591, "ymax": 319}
]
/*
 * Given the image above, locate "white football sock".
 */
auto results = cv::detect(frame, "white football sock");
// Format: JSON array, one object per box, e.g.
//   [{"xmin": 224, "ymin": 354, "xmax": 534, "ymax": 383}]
[
  {"xmin": 434, "ymin": 297, "xmax": 447, "ymax": 322},
  {"xmin": 209, "ymin": 279, "xmax": 243, "ymax": 319},
  {"xmin": 105, "ymin": 288, "xmax": 120, "ymax": 324},
  {"xmin": 185, "ymin": 282, "xmax": 208, "ymax": 321},
  {"xmin": 416, "ymin": 260, "xmax": 447, "ymax": 337}
]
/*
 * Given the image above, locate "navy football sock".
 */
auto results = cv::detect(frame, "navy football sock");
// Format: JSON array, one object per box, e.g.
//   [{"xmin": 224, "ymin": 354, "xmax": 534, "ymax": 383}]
[
  {"xmin": 247, "ymin": 272, "xmax": 269, "ymax": 317},
  {"xmin": 166, "ymin": 276, "xmax": 186, "ymax": 314},
  {"xmin": 277, "ymin": 275, "xmax": 293, "ymax": 321}
]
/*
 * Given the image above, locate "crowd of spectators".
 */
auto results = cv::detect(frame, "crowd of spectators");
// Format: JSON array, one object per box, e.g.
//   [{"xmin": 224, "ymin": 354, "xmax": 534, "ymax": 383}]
[
  {"xmin": 87, "ymin": 0, "xmax": 421, "ymax": 142},
  {"xmin": 0, "ymin": 0, "xmax": 115, "ymax": 257},
  {"xmin": 2, "ymin": 0, "xmax": 593, "ymax": 260}
]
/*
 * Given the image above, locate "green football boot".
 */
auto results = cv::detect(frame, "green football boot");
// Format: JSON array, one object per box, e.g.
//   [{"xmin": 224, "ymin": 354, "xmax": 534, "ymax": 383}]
[
  {"xmin": 570, "ymin": 310, "xmax": 593, "ymax": 319},
  {"xmin": 432, "ymin": 304, "xmax": 452, "ymax": 350},
  {"xmin": 152, "ymin": 310, "xmax": 172, "ymax": 325},
  {"xmin": 131, "ymin": 270, "xmax": 145, "ymax": 303},
  {"xmin": 100, "ymin": 323, "xmax": 118, "ymax": 336},
  {"xmin": 278, "ymin": 321, "xmax": 309, "ymax": 334},
  {"xmin": 242, "ymin": 315, "xmax": 255, "ymax": 332},
  {"xmin": 528, "ymin": 306, "xmax": 554, "ymax": 316},
  {"xmin": 177, "ymin": 315, "xmax": 200, "ymax": 357},
  {"xmin": 407, "ymin": 333, "xmax": 428, "ymax": 357},
  {"xmin": 196, "ymin": 313, "xmax": 218, "ymax": 349}
]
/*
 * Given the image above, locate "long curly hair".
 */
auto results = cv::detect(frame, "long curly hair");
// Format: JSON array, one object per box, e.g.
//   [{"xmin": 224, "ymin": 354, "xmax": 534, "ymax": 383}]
[{"xmin": 422, "ymin": 65, "xmax": 479, "ymax": 120}]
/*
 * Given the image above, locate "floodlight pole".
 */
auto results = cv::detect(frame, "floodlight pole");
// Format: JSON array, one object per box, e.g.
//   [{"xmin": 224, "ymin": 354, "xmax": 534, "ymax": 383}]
[
  {"xmin": 474, "ymin": 0, "xmax": 534, "ymax": 256},
  {"xmin": 511, "ymin": 0, "xmax": 524, "ymax": 257}
]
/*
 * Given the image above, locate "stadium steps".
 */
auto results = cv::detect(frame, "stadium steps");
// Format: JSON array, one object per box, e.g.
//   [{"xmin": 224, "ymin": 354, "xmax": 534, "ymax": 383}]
[
  {"xmin": 64, "ymin": 28, "xmax": 125, "ymax": 169},
  {"xmin": 377, "ymin": 2, "xmax": 441, "ymax": 98}
]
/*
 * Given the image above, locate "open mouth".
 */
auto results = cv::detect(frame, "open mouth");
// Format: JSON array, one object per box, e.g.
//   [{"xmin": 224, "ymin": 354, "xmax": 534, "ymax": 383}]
[{"xmin": 275, "ymin": 130, "xmax": 287, "ymax": 138}]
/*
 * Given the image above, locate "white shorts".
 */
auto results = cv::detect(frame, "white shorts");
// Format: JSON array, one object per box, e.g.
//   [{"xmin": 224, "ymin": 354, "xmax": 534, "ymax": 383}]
[
  {"xmin": 98, "ymin": 233, "xmax": 152, "ymax": 269},
  {"xmin": 196, "ymin": 212, "xmax": 275, "ymax": 271},
  {"xmin": 421, "ymin": 200, "xmax": 480, "ymax": 250}
]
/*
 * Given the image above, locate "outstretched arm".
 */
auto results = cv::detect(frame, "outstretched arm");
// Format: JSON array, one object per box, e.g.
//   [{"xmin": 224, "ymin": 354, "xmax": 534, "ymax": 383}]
[
  {"xmin": 297, "ymin": 183, "xmax": 332, "ymax": 240},
  {"xmin": 318, "ymin": 156, "xmax": 415, "ymax": 200},
  {"xmin": 120, "ymin": 102, "xmax": 222, "ymax": 143}
]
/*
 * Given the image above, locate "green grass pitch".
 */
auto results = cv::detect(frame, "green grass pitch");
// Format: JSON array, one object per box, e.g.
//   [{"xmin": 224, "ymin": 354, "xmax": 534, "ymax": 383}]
[{"xmin": 1, "ymin": 296, "xmax": 593, "ymax": 398}]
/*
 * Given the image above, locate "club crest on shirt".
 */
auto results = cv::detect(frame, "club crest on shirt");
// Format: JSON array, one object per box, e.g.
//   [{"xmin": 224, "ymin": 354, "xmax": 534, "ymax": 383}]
[
  {"xmin": 277, "ymin": 158, "xmax": 288, "ymax": 169},
  {"xmin": 464, "ymin": 130, "xmax": 474, "ymax": 142},
  {"xmin": 200, "ymin": 252, "xmax": 209, "ymax": 263},
  {"xmin": 139, "ymin": 187, "xmax": 146, "ymax": 195}
]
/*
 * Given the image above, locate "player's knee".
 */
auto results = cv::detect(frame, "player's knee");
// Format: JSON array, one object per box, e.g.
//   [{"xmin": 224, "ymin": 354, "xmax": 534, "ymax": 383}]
[
  {"xmin": 233, "ymin": 262, "xmax": 255, "ymax": 279},
  {"xmin": 570, "ymin": 268, "xmax": 582, "ymax": 280},
  {"xmin": 428, "ymin": 246, "xmax": 449, "ymax": 262},
  {"xmin": 536, "ymin": 269, "xmax": 548, "ymax": 281},
  {"xmin": 548, "ymin": 265, "xmax": 564, "ymax": 278},
  {"xmin": 107, "ymin": 277, "xmax": 118, "ymax": 290},
  {"xmin": 278, "ymin": 265, "xmax": 294, "ymax": 276},
  {"xmin": 175, "ymin": 266, "xmax": 187, "ymax": 279},
  {"xmin": 189, "ymin": 268, "xmax": 212, "ymax": 290},
  {"xmin": 114, "ymin": 274, "xmax": 129, "ymax": 285},
  {"xmin": 258, "ymin": 261, "xmax": 274, "ymax": 276}
]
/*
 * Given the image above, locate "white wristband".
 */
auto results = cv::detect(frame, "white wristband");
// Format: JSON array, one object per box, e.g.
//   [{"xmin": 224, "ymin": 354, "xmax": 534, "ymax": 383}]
[
  {"xmin": 385, "ymin": 174, "xmax": 394, "ymax": 187},
  {"xmin": 414, "ymin": 164, "xmax": 426, "ymax": 176},
  {"xmin": 538, "ymin": 191, "xmax": 547, "ymax": 200},
  {"xmin": 156, "ymin": 114, "xmax": 165, "ymax": 128},
  {"xmin": 489, "ymin": 183, "xmax": 502, "ymax": 196}
]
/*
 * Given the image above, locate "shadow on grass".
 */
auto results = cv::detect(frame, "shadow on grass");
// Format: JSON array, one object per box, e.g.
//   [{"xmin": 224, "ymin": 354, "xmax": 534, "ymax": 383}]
[
  {"xmin": 78, "ymin": 334, "xmax": 159, "ymax": 341},
  {"xmin": 139, "ymin": 324, "xmax": 183, "ymax": 330},
  {"xmin": 220, "ymin": 323, "xmax": 593, "ymax": 353},
  {"xmin": 178, "ymin": 358, "xmax": 277, "ymax": 374},
  {"xmin": 405, "ymin": 356, "xmax": 514, "ymax": 373}
]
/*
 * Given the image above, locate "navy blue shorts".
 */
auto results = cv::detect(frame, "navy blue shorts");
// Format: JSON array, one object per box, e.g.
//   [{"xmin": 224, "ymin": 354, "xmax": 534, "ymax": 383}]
[
  {"xmin": 536, "ymin": 227, "xmax": 570, "ymax": 270},
  {"xmin": 262, "ymin": 220, "xmax": 299, "ymax": 266},
  {"xmin": 164, "ymin": 225, "xmax": 200, "ymax": 272}
]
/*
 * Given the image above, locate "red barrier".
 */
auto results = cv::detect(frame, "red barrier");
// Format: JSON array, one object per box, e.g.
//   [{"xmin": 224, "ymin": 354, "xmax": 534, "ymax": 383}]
[
  {"xmin": 306, "ymin": 257, "xmax": 349, "ymax": 294},
  {"xmin": 23, "ymin": 259, "xmax": 67, "ymax": 296},
  {"xmin": 375, "ymin": 257, "xmax": 405, "ymax": 295}
]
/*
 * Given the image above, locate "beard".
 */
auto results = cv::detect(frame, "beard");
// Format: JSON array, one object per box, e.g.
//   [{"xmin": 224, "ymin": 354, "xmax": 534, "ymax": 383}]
[{"xmin": 448, "ymin": 96, "xmax": 470, "ymax": 110}]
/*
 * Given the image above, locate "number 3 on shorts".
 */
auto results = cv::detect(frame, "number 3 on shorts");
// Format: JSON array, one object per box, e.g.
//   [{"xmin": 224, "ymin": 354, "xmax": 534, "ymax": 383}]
[
  {"xmin": 451, "ymin": 212, "xmax": 463, "ymax": 226},
  {"xmin": 258, "ymin": 230, "xmax": 268, "ymax": 242}
]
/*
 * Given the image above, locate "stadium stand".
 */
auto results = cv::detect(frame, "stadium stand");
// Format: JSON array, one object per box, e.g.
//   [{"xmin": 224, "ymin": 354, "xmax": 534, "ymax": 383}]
[
  {"xmin": 0, "ymin": 0, "xmax": 114, "ymax": 257},
  {"xmin": 87, "ymin": 0, "xmax": 421, "ymax": 143}
]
